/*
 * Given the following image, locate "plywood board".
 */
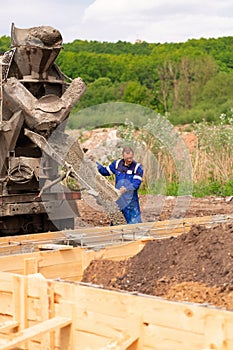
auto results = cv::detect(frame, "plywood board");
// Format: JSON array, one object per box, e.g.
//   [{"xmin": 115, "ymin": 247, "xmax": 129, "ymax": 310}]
[{"xmin": 0, "ymin": 273, "xmax": 233, "ymax": 349}]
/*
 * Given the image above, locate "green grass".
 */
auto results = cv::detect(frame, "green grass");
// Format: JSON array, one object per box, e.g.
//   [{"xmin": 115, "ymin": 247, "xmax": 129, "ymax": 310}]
[{"xmin": 139, "ymin": 179, "xmax": 233, "ymax": 197}]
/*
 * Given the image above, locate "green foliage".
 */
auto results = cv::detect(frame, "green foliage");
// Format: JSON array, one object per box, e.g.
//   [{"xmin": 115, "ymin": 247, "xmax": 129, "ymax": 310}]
[
  {"xmin": 193, "ymin": 179, "xmax": 233, "ymax": 197},
  {"xmin": 193, "ymin": 113, "xmax": 233, "ymax": 155},
  {"xmin": 1, "ymin": 33, "xmax": 233, "ymax": 126},
  {"xmin": 1, "ymin": 32, "xmax": 232, "ymax": 197},
  {"xmin": 64, "ymin": 177, "xmax": 80, "ymax": 191},
  {"xmin": 166, "ymin": 181, "xmax": 179, "ymax": 196},
  {"xmin": 201, "ymin": 72, "xmax": 233, "ymax": 105},
  {"xmin": 68, "ymin": 102, "xmax": 154, "ymax": 130},
  {"xmin": 191, "ymin": 114, "xmax": 233, "ymax": 192},
  {"xmin": 117, "ymin": 112, "xmax": 233, "ymax": 197},
  {"xmin": 122, "ymin": 81, "xmax": 154, "ymax": 106},
  {"xmin": 64, "ymin": 39, "xmax": 152, "ymax": 55},
  {"xmin": 63, "ymin": 36, "xmax": 233, "ymax": 72},
  {"xmin": 0, "ymin": 36, "xmax": 10, "ymax": 52},
  {"xmin": 55, "ymin": 35, "xmax": 233, "ymax": 126},
  {"xmin": 139, "ymin": 177, "xmax": 233, "ymax": 197},
  {"xmin": 117, "ymin": 116, "xmax": 193, "ymax": 197}
]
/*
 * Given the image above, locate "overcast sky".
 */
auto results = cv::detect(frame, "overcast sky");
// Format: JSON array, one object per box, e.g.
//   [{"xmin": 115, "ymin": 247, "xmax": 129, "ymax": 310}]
[{"xmin": 1, "ymin": 0, "xmax": 232, "ymax": 44}]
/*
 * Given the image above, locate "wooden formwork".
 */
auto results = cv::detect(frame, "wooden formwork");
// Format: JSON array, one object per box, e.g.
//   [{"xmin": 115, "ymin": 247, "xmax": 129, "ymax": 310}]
[
  {"xmin": 0, "ymin": 215, "xmax": 233, "ymax": 349},
  {"xmin": 0, "ymin": 214, "xmax": 232, "ymax": 281},
  {"xmin": 0, "ymin": 214, "xmax": 231, "ymax": 256},
  {"xmin": 0, "ymin": 238, "xmax": 149, "ymax": 281},
  {"xmin": 0, "ymin": 271, "xmax": 233, "ymax": 349},
  {"xmin": 0, "ymin": 214, "xmax": 232, "ymax": 282}
]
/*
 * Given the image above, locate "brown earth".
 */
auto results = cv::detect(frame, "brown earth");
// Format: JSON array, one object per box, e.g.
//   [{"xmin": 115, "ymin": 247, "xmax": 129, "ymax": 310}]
[
  {"xmin": 82, "ymin": 221, "xmax": 233, "ymax": 311},
  {"xmin": 79, "ymin": 195, "xmax": 233, "ymax": 310},
  {"xmin": 73, "ymin": 127, "xmax": 233, "ymax": 226},
  {"xmin": 76, "ymin": 194, "xmax": 233, "ymax": 227},
  {"xmin": 73, "ymin": 128, "xmax": 233, "ymax": 310}
]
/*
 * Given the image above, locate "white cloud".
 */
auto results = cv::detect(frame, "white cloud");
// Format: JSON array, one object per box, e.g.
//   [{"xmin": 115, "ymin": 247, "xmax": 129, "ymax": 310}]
[
  {"xmin": 0, "ymin": 0, "xmax": 232, "ymax": 43},
  {"xmin": 81, "ymin": 0, "xmax": 233, "ymax": 42},
  {"xmin": 0, "ymin": 0, "xmax": 88, "ymax": 42},
  {"xmin": 143, "ymin": 14, "xmax": 233, "ymax": 43},
  {"xmin": 83, "ymin": 0, "xmax": 156, "ymax": 20},
  {"xmin": 84, "ymin": 0, "xmax": 233, "ymax": 19}
]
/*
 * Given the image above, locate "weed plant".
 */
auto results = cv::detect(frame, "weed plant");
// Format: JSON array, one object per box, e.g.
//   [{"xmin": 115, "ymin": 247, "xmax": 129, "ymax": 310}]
[{"xmin": 118, "ymin": 112, "xmax": 233, "ymax": 197}]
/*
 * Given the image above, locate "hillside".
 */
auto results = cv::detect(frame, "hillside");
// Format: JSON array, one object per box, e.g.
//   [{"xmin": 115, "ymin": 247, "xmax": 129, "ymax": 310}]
[{"xmin": 1, "ymin": 35, "xmax": 233, "ymax": 126}]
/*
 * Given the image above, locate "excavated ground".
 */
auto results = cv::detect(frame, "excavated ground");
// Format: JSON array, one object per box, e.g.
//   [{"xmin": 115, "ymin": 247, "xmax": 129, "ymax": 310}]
[
  {"xmin": 79, "ymin": 195, "xmax": 233, "ymax": 310},
  {"xmin": 82, "ymin": 222, "xmax": 233, "ymax": 310},
  {"xmin": 76, "ymin": 194, "xmax": 233, "ymax": 227},
  {"xmin": 72, "ymin": 129, "xmax": 233, "ymax": 309}
]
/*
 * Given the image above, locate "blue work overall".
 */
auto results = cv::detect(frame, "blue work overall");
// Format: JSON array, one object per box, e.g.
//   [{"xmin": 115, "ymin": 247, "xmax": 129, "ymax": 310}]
[{"xmin": 97, "ymin": 159, "xmax": 143, "ymax": 224}]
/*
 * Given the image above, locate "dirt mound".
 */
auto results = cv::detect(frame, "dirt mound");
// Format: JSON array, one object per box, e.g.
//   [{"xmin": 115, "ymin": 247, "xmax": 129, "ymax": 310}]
[{"xmin": 82, "ymin": 222, "xmax": 233, "ymax": 310}]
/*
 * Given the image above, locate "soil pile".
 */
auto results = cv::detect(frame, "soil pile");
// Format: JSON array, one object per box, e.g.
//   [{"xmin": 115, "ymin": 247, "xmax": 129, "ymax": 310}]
[{"xmin": 82, "ymin": 222, "xmax": 233, "ymax": 310}]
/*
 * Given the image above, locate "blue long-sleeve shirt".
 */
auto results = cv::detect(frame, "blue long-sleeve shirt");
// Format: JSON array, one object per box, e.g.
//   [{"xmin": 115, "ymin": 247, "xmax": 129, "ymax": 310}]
[{"xmin": 97, "ymin": 159, "xmax": 143, "ymax": 224}]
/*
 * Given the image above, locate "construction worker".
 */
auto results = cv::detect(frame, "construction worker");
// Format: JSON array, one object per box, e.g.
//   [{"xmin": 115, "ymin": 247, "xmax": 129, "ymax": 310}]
[{"xmin": 96, "ymin": 146, "xmax": 143, "ymax": 224}]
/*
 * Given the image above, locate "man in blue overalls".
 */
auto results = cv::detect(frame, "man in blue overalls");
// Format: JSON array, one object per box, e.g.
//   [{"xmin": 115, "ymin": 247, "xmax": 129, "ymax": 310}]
[{"xmin": 97, "ymin": 146, "xmax": 143, "ymax": 224}]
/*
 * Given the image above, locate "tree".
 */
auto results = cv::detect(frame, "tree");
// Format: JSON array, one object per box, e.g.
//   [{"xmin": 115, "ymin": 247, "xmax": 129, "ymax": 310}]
[
  {"xmin": 157, "ymin": 55, "xmax": 218, "ymax": 113},
  {"xmin": 122, "ymin": 81, "xmax": 153, "ymax": 107},
  {"xmin": 0, "ymin": 36, "xmax": 10, "ymax": 52}
]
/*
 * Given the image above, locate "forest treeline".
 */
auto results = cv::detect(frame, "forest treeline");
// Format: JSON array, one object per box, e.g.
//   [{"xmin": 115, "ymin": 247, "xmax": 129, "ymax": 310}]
[
  {"xmin": 0, "ymin": 35, "xmax": 233, "ymax": 129},
  {"xmin": 1, "ymin": 34, "xmax": 232, "ymax": 195}
]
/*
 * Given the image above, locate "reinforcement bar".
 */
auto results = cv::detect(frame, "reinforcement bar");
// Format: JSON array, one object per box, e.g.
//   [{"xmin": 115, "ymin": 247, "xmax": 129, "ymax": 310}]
[{"xmin": 0, "ymin": 214, "xmax": 232, "ymax": 255}]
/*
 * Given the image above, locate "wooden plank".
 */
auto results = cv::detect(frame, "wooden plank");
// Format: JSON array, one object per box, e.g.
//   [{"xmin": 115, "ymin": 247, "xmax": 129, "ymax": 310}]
[
  {"xmin": 71, "ymin": 283, "xmax": 204, "ymax": 333},
  {"xmin": 41, "ymin": 280, "xmax": 233, "ymax": 350},
  {"xmin": 73, "ymin": 331, "xmax": 111, "ymax": 349},
  {"xmin": 24, "ymin": 257, "xmax": 38, "ymax": 275},
  {"xmin": 81, "ymin": 239, "xmax": 147, "ymax": 270},
  {"xmin": 52, "ymin": 281, "xmax": 233, "ymax": 349},
  {"xmin": 148, "ymin": 215, "xmax": 219, "ymax": 229},
  {"xmin": 1, "ymin": 274, "xmax": 233, "ymax": 349},
  {"xmin": 60, "ymin": 323, "xmax": 72, "ymax": 350},
  {"xmin": 38, "ymin": 244, "xmax": 73, "ymax": 251},
  {"xmin": 103, "ymin": 333, "xmax": 139, "ymax": 350},
  {"xmin": 57, "ymin": 300, "xmax": 75, "ymax": 349},
  {"xmin": 136, "ymin": 296, "xmax": 206, "ymax": 334},
  {"xmin": 73, "ymin": 308, "xmax": 138, "ymax": 339},
  {"xmin": 0, "ymin": 320, "xmax": 18, "ymax": 332},
  {"xmin": 2, "ymin": 228, "xmax": 233, "ymax": 350},
  {"xmin": 0, "ymin": 248, "xmax": 83, "ymax": 279},
  {"xmin": 204, "ymin": 314, "xmax": 230, "ymax": 350},
  {"xmin": 0, "ymin": 293, "xmax": 13, "ymax": 316},
  {"xmin": 0, "ymin": 214, "xmax": 227, "ymax": 250},
  {"xmin": 141, "ymin": 323, "xmax": 204, "ymax": 350},
  {"xmin": 13, "ymin": 274, "xmax": 28, "ymax": 349},
  {"xmin": 37, "ymin": 273, "xmax": 50, "ymax": 347},
  {"xmin": 48, "ymin": 283, "xmax": 56, "ymax": 350},
  {"xmin": 0, "ymin": 231, "xmax": 65, "ymax": 245},
  {"xmin": 13, "ymin": 275, "xmax": 28, "ymax": 329},
  {"xmin": 0, "ymin": 252, "xmax": 40, "ymax": 274},
  {"xmin": 138, "ymin": 295, "xmax": 233, "ymax": 340},
  {"xmin": 0, "ymin": 272, "xmax": 13, "ymax": 292},
  {"xmin": 71, "ymin": 285, "xmax": 130, "ymax": 318},
  {"xmin": 0, "ymin": 316, "xmax": 71, "ymax": 350},
  {"xmin": 0, "ymin": 316, "xmax": 12, "ymax": 324},
  {"xmin": 38, "ymin": 249, "xmax": 82, "ymax": 271},
  {"xmin": 39, "ymin": 261, "xmax": 83, "ymax": 280},
  {"xmin": 12, "ymin": 274, "xmax": 48, "ymax": 324},
  {"xmin": 0, "ymin": 240, "xmax": 144, "ymax": 281}
]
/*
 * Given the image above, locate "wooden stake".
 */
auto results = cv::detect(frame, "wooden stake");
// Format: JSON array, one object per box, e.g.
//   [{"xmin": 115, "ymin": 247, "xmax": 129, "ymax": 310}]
[
  {"xmin": 24, "ymin": 257, "xmax": 38, "ymax": 275},
  {"xmin": 0, "ymin": 317, "xmax": 71, "ymax": 350}
]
